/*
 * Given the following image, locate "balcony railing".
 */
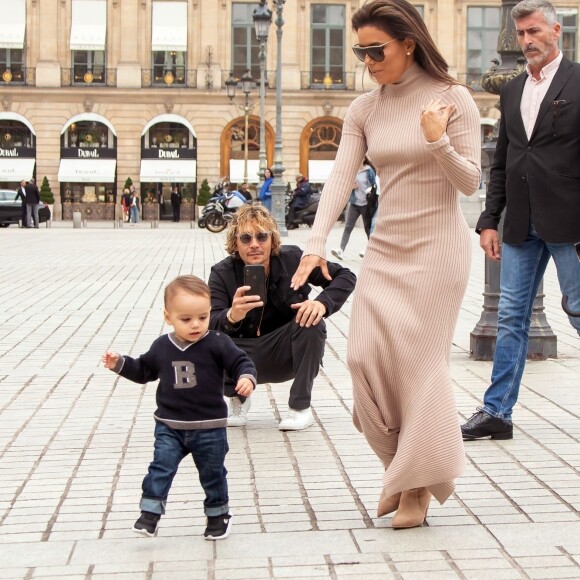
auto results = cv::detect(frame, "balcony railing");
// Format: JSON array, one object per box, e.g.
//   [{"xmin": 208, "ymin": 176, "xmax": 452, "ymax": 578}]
[
  {"xmin": 61, "ymin": 68, "xmax": 117, "ymax": 87},
  {"xmin": 301, "ymin": 71, "xmax": 355, "ymax": 90},
  {"xmin": 141, "ymin": 69, "xmax": 197, "ymax": 88},
  {"xmin": 0, "ymin": 67, "xmax": 35, "ymax": 86}
]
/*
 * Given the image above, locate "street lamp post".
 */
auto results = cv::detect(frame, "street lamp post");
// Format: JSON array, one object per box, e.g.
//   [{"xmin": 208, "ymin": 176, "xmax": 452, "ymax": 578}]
[
  {"xmin": 252, "ymin": 1, "xmax": 272, "ymax": 186},
  {"xmin": 270, "ymin": 0, "xmax": 287, "ymax": 236},
  {"xmin": 225, "ymin": 70, "xmax": 255, "ymax": 184}
]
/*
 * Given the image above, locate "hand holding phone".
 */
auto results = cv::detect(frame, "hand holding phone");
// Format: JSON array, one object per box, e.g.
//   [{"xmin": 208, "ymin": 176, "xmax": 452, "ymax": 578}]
[{"xmin": 243, "ymin": 264, "xmax": 267, "ymax": 305}]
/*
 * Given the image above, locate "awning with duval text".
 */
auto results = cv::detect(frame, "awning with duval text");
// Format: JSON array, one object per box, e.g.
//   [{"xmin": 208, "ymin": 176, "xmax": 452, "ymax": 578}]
[{"xmin": 58, "ymin": 159, "xmax": 116, "ymax": 183}]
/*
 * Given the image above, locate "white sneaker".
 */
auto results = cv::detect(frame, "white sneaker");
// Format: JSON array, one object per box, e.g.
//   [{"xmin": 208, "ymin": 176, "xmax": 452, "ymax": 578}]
[
  {"xmin": 278, "ymin": 407, "xmax": 314, "ymax": 431},
  {"xmin": 359, "ymin": 250, "xmax": 365, "ymax": 258},
  {"xmin": 227, "ymin": 398, "xmax": 251, "ymax": 427},
  {"xmin": 331, "ymin": 248, "xmax": 344, "ymax": 260}
]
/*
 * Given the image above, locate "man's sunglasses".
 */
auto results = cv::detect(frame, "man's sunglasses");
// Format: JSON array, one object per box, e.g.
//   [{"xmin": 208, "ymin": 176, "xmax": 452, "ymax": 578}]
[
  {"xmin": 237, "ymin": 232, "xmax": 272, "ymax": 244},
  {"xmin": 352, "ymin": 39, "xmax": 399, "ymax": 63}
]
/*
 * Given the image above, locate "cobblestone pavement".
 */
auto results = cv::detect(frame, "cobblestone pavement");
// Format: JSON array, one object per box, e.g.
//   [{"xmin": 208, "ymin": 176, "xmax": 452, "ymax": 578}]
[{"xmin": 1, "ymin": 221, "xmax": 579, "ymax": 580}]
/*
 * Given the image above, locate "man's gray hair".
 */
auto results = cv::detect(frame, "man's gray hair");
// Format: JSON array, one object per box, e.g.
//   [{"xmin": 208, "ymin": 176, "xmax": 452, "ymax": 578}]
[{"xmin": 512, "ymin": 0, "xmax": 558, "ymax": 26}]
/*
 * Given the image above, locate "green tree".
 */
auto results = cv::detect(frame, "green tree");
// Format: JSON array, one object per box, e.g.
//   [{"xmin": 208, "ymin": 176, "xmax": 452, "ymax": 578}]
[
  {"xmin": 197, "ymin": 179, "xmax": 211, "ymax": 206},
  {"xmin": 39, "ymin": 176, "xmax": 55, "ymax": 204},
  {"xmin": 124, "ymin": 177, "xmax": 133, "ymax": 190}
]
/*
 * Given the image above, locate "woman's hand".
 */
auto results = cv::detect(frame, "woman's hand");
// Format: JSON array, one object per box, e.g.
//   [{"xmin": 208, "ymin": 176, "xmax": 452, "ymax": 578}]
[
  {"xmin": 290, "ymin": 255, "xmax": 331, "ymax": 290},
  {"xmin": 420, "ymin": 98, "xmax": 455, "ymax": 143}
]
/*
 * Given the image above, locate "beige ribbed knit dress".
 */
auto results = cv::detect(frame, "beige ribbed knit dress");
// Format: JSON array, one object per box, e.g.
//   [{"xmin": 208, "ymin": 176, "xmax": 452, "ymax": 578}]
[{"xmin": 305, "ymin": 64, "xmax": 482, "ymax": 505}]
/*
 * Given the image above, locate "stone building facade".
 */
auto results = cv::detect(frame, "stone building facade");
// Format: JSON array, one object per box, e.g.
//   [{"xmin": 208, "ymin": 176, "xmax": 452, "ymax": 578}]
[{"xmin": 0, "ymin": 0, "xmax": 573, "ymax": 220}]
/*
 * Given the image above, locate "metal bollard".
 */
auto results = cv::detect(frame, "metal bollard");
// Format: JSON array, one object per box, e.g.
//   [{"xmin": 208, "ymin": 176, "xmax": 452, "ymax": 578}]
[{"xmin": 72, "ymin": 211, "xmax": 82, "ymax": 228}]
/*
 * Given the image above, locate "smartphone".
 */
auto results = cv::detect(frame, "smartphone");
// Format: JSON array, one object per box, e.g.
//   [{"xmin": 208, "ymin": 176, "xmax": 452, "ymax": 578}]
[{"xmin": 243, "ymin": 264, "xmax": 267, "ymax": 305}]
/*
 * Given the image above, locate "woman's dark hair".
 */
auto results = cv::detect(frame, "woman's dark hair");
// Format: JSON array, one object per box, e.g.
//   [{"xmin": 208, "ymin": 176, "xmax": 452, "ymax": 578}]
[{"xmin": 352, "ymin": 0, "xmax": 460, "ymax": 87}]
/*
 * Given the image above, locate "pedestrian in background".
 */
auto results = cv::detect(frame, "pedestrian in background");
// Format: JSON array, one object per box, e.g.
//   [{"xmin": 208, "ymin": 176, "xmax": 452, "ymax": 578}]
[
  {"xmin": 25, "ymin": 178, "xmax": 40, "ymax": 228},
  {"xmin": 15, "ymin": 179, "xmax": 27, "ymax": 228},
  {"xmin": 239, "ymin": 182, "xmax": 253, "ymax": 201},
  {"xmin": 121, "ymin": 188, "xmax": 131, "ymax": 223},
  {"xmin": 292, "ymin": 0, "xmax": 481, "ymax": 528},
  {"xmin": 171, "ymin": 186, "xmax": 182, "ymax": 222},
  {"xmin": 331, "ymin": 158, "xmax": 376, "ymax": 260},
  {"xmin": 129, "ymin": 186, "xmax": 140, "ymax": 224},
  {"xmin": 258, "ymin": 168, "xmax": 274, "ymax": 212},
  {"xmin": 461, "ymin": 0, "xmax": 580, "ymax": 441},
  {"xmin": 102, "ymin": 275, "xmax": 256, "ymax": 540}
]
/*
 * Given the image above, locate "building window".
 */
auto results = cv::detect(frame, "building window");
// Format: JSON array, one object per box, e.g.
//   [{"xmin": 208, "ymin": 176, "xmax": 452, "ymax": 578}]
[
  {"xmin": 310, "ymin": 4, "xmax": 345, "ymax": 89},
  {"xmin": 0, "ymin": 120, "xmax": 34, "ymax": 148},
  {"xmin": 0, "ymin": 48, "xmax": 24, "ymax": 83},
  {"xmin": 467, "ymin": 6, "xmax": 500, "ymax": 90},
  {"xmin": 152, "ymin": 51, "xmax": 186, "ymax": 86},
  {"xmin": 72, "ymin": 50, "xmax": 105, "ymax": 84},
  {"xmin": 145, "ymin": 122, "xmax": 191, "ymax": 150},
  {"xmin": 414, "ymin": 5, "xmax": 425, "ymax": 18},
  {"xmin": 558, "ymin": 9, "xmax": 577, "ymax": 61},
  {"xmin": 232, "ymin": 3, "xmax": 260, "ymax": 80}
]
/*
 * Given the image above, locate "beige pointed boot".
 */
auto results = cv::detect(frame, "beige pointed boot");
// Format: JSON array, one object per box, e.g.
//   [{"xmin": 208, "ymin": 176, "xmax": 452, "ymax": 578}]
[
  {"xmin": 391, "ymin": 487, "xmax": 431, "ymax": 529},
  {"xmin": 377, "ymin": 490, "xmax": 402, "ymax": 517}
]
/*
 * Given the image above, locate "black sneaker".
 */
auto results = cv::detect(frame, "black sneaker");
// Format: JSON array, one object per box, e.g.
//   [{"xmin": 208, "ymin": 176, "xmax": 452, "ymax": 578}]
[
  {"xmin": 133, "ymin": 511, "xmax": 160, "ymax": 536},
  {"xmin": 204, "ymin": 513, "xmax": 233, "ymax": 540}
]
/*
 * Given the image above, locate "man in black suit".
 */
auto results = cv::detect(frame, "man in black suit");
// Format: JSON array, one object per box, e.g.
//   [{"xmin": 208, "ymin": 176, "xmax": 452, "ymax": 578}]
[
  {"xmin": 25, "ymin": 178, "xmax": 41, "ymax": 228},
  {"xmin": 462, "ymin": 0, "xmax": 580, "ymax": 441},
  {"xmin": 15, "ymin": 179, "xmax": 27, "ymax": 227},
  {"xmin": 170, "ymin": 186, "xmax": 182, "ymax": 222}
]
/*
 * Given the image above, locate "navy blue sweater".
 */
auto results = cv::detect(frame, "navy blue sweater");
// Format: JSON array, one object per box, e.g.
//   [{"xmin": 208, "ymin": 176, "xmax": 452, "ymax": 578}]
[{"xmin": 114, "ymin": 331, "xmax": 256, "ymax": 429}]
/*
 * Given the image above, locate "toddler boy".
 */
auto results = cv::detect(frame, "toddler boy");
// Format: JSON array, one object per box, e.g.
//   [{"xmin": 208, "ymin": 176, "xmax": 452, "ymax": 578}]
[{"xmin": 103, "ymin": 275, "xmax": 256, "ymax": 540}]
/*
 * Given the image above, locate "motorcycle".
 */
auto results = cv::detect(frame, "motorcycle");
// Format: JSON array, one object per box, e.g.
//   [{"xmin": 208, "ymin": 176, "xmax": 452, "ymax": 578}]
[
  {"xmin": 285, "ymin": 190, "xmax": 321, "ymax": 229},
  {"xmin": 198, "ymin": 188, "xmax": 247, "ymax": 233}
]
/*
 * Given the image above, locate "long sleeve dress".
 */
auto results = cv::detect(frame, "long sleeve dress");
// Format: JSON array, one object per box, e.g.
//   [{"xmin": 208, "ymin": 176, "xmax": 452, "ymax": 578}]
[{"xmin": 304, "ymin": 64, "xmax": 481, "ymax": 504}]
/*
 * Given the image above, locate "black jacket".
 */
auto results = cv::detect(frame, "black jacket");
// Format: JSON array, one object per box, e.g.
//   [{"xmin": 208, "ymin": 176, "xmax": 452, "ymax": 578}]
[
  {"xmin": 171, "ymin": 191, "xmax": 182, "ymax": 206},
  {"xmin": 15, "ymin": 186, "xmax": 26, "ymax": 205},
  {"xmin": 291, "ymin": 179, "xmax": 313, "ymax": 209},
  {"xmin": 24, "ymin": 182, "xmax": 40, "ymax": 204},
  {"xmin": 477, "ymin": 57, "xmax": 580, "ymax": 244},
  {"xmin": 208, "ymin": 245, "xmax": 356, "ymax": 338}
]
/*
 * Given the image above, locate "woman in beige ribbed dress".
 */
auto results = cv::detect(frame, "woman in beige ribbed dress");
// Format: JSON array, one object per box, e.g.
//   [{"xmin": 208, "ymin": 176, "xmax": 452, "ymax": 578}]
[{"xmin": 292, "ymin": 0, "xmax": 481, "ymax": 528}]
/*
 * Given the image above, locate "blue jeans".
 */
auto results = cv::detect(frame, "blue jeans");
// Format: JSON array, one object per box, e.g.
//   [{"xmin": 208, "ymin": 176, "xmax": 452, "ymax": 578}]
[
  {"xmin": 130, "ymin": 206, "xmax": 139, "ymax": 223},
  {"xmin": 483, "ymin": 223, "xmax": 580, "ymax": 420},
  {"xmin": 140, "ymin": 422, "xmax": 229, "ymax": 517}
]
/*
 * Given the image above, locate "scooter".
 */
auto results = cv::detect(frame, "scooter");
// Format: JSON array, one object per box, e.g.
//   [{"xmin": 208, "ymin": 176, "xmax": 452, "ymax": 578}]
[
  {"xmin": 285, "ymin": 190, "xmax": 321, "ymax": 229},
  {"xmin": 198, "ymin": 189, "xmax": 247, "ymax": 233}
]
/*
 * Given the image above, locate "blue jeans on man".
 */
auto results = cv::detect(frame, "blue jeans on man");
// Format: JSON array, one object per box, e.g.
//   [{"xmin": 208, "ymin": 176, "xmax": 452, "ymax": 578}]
[
  {"xmin": 140, "ymin": 422, "xmax": 229, "ymax": 517},
  {"xmin": 482, "ymin": 222, "xmax": 580, "ymax": 420}
]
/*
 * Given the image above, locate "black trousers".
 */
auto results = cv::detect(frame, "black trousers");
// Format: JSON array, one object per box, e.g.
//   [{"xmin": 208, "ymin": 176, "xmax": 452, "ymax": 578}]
[
  {"xmin": 225, "ymin": 320, "xmax": 326, "ymax": 410},
  {"xmin": 172, "ymin": 204, "xmax": 180, "ymax": 222}
]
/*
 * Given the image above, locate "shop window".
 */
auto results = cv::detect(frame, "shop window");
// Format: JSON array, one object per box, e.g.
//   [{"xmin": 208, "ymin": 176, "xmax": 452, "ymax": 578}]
[
  {"xmin": 0, "ymin": 48, "xmax": 24, "ymax": 84},
  {"xmin": 72, "ymin": 50, "xmax": 106, "ymax": 84},
  {"xmin": 232, "ymin": 3, "xmax": 260, "ymax": 81},
  {"xmin": 64, "ymin": 121, "xmax": 114, "ymax": 149},
  {"xmin": 144, "ymin": 122, "xmax": 191, "ymax": 149},
  {"xmin": 558, "ymin": 9, "xmax": 577, "ymax": 61},
  {"xmin": 467, "ymin": 6, "xmax": 501, "ymax": 90},
  {"xmin": 310, "ymin": 4, "xmax": 345, "ymax": 89},
  {"xmin": 0, "ymin": 120, "xmax": 34, "ymax": 148},
  {"xmin": 152, "ymin": 51, "xmax": 186, "ymax": 86}
]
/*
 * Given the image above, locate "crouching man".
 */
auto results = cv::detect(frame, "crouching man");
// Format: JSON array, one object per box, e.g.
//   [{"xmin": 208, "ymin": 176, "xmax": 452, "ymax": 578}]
[{"xmin": 209, "ymin": 204, "xmax": 356, "ymax": 431}]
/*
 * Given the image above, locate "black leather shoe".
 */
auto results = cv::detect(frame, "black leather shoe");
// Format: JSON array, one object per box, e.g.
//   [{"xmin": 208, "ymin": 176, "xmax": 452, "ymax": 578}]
[{"xmin": 461, "ymin": 409, "xmax": 513, "ymax": 440}]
